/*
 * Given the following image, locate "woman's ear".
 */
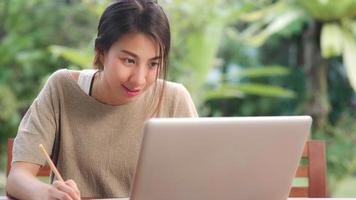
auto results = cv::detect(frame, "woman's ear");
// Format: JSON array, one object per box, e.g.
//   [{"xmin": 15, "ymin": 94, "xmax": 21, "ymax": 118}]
[
  {"xmin": 99, "ymin": 51, "xmax": 104, "ymax": 63},
  {"xmin": 94, "ymin": 49, "xmax": 105, "ymax": 70}
]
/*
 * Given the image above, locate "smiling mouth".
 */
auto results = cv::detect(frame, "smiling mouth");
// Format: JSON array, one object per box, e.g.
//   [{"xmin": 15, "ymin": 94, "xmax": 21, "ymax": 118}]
[{"xmin": 122, "ymin": 85, "xmax": 141, "ymax": 97}]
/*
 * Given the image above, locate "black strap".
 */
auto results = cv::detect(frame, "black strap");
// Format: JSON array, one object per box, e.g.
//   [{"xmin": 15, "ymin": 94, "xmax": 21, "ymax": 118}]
[{"xmin": 89, "ymin": 71, "xmax": 97, "ymax": 96}]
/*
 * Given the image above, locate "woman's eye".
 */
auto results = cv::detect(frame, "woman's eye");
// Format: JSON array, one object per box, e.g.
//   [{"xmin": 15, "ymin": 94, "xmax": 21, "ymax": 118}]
[
  {"xmin": 123, "ymin": 58, "xmax": 135, "ymax": 65},
  {"xmin": 149, "ymin": 62, "xmax": 159, "ymax": 68}
]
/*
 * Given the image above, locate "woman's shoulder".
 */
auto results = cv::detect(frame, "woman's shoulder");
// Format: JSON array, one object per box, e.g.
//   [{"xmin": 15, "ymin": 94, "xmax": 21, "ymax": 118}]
[
  {"xmin": 156, "ymin": 80, "xmax": 198, "ymax": 117},
  {"xmin": 157, "ymin": 80, "xmax": 193, "ymax": 102},
  {"xmin": 160, "ymin": 80, "xmax": 189, "ymax": 95},
  {"xmin": 46, "ymin": 68, "xmax": 96, "ymax": 89},
  {"xmin": 48, "ymin": 68, "xmax": 79, "ymax": 82},
  {"xmin": 40, "ymin": 68, "xmax": 80, "ymax": 94},
  {"xmin": 67, "ymin": 69, "xmax": 80, "ymax": 82}
]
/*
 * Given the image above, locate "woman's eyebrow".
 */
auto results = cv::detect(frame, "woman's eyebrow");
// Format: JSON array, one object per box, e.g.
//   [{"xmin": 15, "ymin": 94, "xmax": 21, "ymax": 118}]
[
  {"xmin": 120, "ymin": 50, "xmax": 138, "ymax": 58},
  {"xmin": 120, "ymin": 49, "xmax": 161, "ymax": 60},
  {"xmin": 150, "ymin": 56, "xmax": 162, "ymax": 60}
]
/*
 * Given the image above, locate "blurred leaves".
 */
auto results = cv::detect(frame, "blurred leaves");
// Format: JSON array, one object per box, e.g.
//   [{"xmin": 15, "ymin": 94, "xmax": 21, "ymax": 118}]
[
  {"xmin": 0, "ymin": 0, "xmax": 355, "ymax": 195},
  {"xmin": 162, "ymin": 0, "xmax": 244, "ymax": 104},
  {"xmin": 49, "ymin": 46, "xmax": 93, "ymax": 68},
  {"xmin": 342, "ymin": 30, "xmax": 356, "ymax": 91},
  {"xmin": 204, "ymin": 84, "xmax": 245, "ymax": 100},
  {"xmin": 0, "ymin": 85, "xmax": 18, "ymax": 122},
  {"xmin": 0, "ymin": 0, "xmax": 97, "ymax": 140},
  {"xmin": 205, "ymin": 83, "xmax": 295, "ymax": 100},
  {"xmin": 238, "ymin": 0, "xmax": 356, "ymax": 92},
  {"xmin": 320, "ymin": 21, "xmax": 356, "ymax": 91},
  {"xmin": 315, "ymin": 115, "xmax": 356, "ymax": 192},
  {"xmin": 297, "ymin": 0, "xmax": 356, "ymax": 21},
  {"xmin": 321, "ymin": 23, "xmax": 343, "ymax": 58},
  {"xmin": 0, "ymin": 85, "xmax": 20, "ymax": 146},
  {"xmin": 234, "ymin": 0, "xmax": 356, "ymax": 187},
  {"xmin": 235, "ymin": 83, "xmax": 296, "ymax": 98},
  {"xmin": 240, "ymin": 1, "xmax": 308, "ymax": 47},
  {"xmin": 237, "ymin": 66, "xmax": 291, "ymax": 78}
]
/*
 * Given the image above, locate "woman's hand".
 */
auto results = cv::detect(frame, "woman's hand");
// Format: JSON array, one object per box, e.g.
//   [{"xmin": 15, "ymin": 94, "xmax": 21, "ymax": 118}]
[
  {"xmin": 47, "ymin": 180, "xmax": 81, "ymax": 200},
  {"xmin": 7, "ymin": 162, "xmax": 81, "ymax": 200}
]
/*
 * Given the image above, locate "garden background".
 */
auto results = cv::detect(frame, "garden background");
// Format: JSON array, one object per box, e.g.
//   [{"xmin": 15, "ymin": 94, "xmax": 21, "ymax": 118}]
[{"xmin": 0, "ymin": 0, "xmax": 355, "ymax": 196}]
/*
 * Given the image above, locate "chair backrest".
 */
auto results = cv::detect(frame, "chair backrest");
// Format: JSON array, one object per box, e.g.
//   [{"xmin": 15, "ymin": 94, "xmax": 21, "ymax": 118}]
[
  {"xmin": 289, "ymin": 140, "xmax": 327, "ymax": 197},
  {"xmin": 7, "ymin": 138, "xmax": 51, "ymax": 177}
]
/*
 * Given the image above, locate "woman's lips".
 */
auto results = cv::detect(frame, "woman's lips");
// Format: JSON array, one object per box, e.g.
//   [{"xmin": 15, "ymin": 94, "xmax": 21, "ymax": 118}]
[{"xmin": 122, "ymin": 85, "xmax": 141, "ymax": 97}]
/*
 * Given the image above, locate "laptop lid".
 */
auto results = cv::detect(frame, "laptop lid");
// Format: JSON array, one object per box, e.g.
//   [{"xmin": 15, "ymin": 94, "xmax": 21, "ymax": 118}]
[{"xmin": 130, "ymin": 116, "xmax": 312, "ymax": 200}]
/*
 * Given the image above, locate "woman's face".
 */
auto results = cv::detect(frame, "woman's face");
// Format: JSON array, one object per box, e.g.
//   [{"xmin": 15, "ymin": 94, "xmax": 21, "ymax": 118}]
[{"xmin": 100, "ymin": 32, "xmax": 161, "ymax": 105}]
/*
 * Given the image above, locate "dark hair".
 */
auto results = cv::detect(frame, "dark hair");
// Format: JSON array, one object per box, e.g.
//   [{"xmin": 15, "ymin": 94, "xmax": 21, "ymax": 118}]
[{"xmin": 93, "ymin": 0, "xmax": 171, "ymax": 116}]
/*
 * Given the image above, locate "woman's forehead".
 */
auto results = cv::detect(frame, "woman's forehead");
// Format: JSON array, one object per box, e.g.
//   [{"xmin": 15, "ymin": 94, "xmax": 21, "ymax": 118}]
[{"xmin": 111, "ymin": 32, "xmax": 161, "ymax": 59}]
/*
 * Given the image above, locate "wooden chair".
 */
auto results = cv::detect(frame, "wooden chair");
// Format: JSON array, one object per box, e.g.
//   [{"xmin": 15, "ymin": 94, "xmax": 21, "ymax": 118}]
[
  {"xmin": 289, "ymin": 140, "xmax": 327, "ymax": 197},
  {"xmin": 7, "ymin": 138, "xmax": 51, "ymax": 177}
]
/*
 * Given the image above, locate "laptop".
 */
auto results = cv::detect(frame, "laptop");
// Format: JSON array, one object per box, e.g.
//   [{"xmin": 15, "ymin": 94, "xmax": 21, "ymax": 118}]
[{"xmin": 128, "ymin": 116, "xmax": 312, "ymax": 200}]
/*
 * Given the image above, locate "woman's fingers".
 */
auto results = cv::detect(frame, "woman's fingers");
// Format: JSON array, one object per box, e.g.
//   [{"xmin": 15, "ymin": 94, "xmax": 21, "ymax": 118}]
[
  {"xmin": 52, "ymin": 180, "xmax": 80, "ymax": 200},
  {"xmin": 48, "ymin": 184, "xmax": 73, "ymax": 200},
  {"xmin": 65, "ymin": 179, "xmax": 81, "ymax": 196}
]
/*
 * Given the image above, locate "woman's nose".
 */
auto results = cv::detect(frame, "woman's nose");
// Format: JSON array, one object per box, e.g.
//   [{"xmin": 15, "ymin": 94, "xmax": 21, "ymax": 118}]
[{"xmin": 129, "ymin": 66, "xmax": 146, "ymax": 87}]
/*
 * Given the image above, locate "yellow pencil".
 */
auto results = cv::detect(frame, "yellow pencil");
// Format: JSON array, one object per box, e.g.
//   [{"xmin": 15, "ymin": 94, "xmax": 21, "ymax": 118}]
[{"xmin": 39, "ymin": 144, "xmax": 64, "ymax": 182}]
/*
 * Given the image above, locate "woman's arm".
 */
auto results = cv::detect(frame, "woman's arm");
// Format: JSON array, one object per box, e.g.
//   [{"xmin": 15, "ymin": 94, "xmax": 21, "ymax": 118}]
[
  {"xmin": 8, "ymin": 71, "xmax": 80, "ymax": 200},
  {"xmin": 6, "ymin": 162, "xmax": 81, "ymax": 200}
]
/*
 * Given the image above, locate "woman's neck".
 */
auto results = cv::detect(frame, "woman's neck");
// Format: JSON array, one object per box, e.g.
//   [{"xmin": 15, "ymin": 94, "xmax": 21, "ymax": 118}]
[{"xmin": 92, "ymin": 71, "xmax": 125, "ymax": 106}]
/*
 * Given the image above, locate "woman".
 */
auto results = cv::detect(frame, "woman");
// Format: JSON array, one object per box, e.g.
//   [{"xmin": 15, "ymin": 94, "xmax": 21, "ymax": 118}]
[{"xmin": 6, "ymin": 0, "xmax": 198, "ymax": 199}]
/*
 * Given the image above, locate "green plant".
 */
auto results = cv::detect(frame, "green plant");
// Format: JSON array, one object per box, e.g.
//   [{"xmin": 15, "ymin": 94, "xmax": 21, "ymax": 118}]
[
  {"xmin": 236, "ymin": 0, "xmax": 356, "ymax": 128},
  {"xmin": 314, "ymin": 114, "xmax": 356, "ymax": 193}
]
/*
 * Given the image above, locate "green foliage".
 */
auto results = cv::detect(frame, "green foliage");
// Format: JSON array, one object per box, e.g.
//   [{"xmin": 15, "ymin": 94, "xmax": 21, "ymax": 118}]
[
  {"xmin": 333, "ymin": 176, "xmax": 356, "ymax": 197},
  {"xmin": 45, "ymin": 0, "xmax": 110, "ymax": 69},
  {"xmin": 342, "ymin": 29, "xmax": 356, "ymax": 92},
  {"xmin": 204, "ymin": 65, "xmax": 296, "ymax": 101},
  {"xmin": 319, "ymin": 21, "xmax": 356, "ymax": 90},
  {"xmin": 0, "ymin": 85, "xmax": 18, "ymax": 122},
  {"xmin": 161, "ymin": 0, "xmax": 250, "ymax": 105},
  {"xmin": 239, "ymin": 1, "xmax": 309, "ymax": 46},
  {"xmin": 0, "ymin": 85, "xmax": 20, "ymax": 144},
  {"xmin": 49, "ymin": 45, "xmax": 94, "ymax": 68},
  {"xmin": 0, "ymin": 0, "xmax": 355, "ymax": 196},
  {"xmin": 297, "ymin": 0, "xmax": 356, "ymax": 20},
  {"xmin": 238, "ymin": 0, "xmax": 356, "ymax": 92},
  {"xmin": 203, "ymin": 84, "xmax": 245, "ymax": 101},
  {"xmin": 204, "ymin": 83, "xmax": 295, "ymax": 100},
  {"xmin": 321, "ymin": 23, "xmax": 343, "ymax": 58},
  {"xmin": 0, "ymin": 0, "xmax": 98, "ymax": 140},
  {"xmin": 234, "ymin": 83, "xmax": 296, "ymax": 98},
  {"xmin": 217, "ymin": 1, "xmax": 356, "ymax": 194},
  {"xmin": 314, "ymin": 114, "xmax": 356, "ymax": 193},
  {"xmin": 236, "ymin": 66, "xmax": 291, "ymax": 78},
  {"xmin": 162, "ymin": 0, "xmax": 297, "ymax": 109}
]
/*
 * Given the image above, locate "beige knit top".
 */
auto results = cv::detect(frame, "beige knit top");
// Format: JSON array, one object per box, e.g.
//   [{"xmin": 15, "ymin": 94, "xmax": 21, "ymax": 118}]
[{"xmin": 12, "ymin": 69, "xmax": 198, "ymax": 198}]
